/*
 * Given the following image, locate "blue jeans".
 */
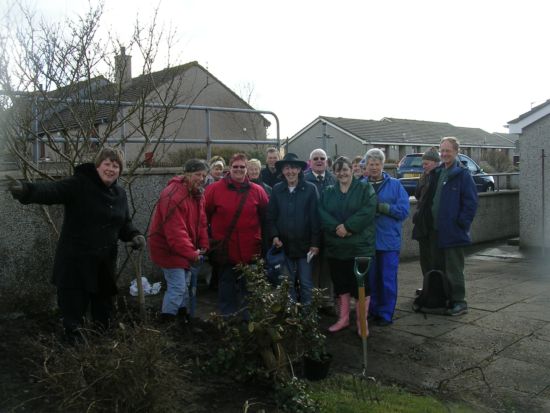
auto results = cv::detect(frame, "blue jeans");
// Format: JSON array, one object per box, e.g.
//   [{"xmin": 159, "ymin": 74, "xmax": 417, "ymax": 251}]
[
  {"xmin": 161, "ymin": 267, "xmax": 190, "ymax": 315},
  {"xmin": 285, "ymin": 257, "xmax": 314, "ymax": 305},
  {"xmin": 218, "ymin": 264, "xmax": 249, "ymax": 319}
]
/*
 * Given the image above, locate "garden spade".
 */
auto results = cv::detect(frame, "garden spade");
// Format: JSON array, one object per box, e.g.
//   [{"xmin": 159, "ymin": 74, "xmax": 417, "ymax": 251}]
[{"xmin": 354, "ymin": 256, "xmax": 371, "ymax": 376}]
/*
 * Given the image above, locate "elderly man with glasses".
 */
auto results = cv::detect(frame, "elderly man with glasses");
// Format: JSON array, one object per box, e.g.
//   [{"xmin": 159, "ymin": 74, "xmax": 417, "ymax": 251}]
[{"xmin": 303, "ymin": 148, "xmax": 337, "ymax": 314}]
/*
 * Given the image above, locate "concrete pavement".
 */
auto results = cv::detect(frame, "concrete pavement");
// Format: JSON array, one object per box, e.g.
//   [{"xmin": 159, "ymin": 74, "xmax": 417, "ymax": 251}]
[
  {"xmin": 326, "ymin": 243, "xmax": 550, "ymax": 412},
  {"xmin": 194, "ymin": 242, "xmax": 550, "ymax": 412}
]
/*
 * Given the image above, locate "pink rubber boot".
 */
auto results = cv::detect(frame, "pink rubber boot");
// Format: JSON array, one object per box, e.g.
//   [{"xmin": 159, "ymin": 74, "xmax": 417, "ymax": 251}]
[{"xmin": 328, "ymin": 294, "xmax": 351, "ymax": 333}]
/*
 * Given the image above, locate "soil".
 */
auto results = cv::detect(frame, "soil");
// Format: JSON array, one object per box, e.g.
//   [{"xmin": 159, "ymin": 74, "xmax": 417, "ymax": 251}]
[{"xmin": 0, "ymin": 296, "xmax": 278, "ymax": 413}]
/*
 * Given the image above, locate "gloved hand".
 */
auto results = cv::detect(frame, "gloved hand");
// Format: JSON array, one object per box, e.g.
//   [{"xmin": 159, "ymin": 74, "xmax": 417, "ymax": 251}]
[
  {"xmin": 7, "ymin": 175, "xmax": 26, "ymax": 200},
  {"xmin": 130, "ymin": 234, "xmax": 146, "ymax": 250},
  {"xmin": 377, "ymin": 202, "xmax": 391, "ymax": 215}
]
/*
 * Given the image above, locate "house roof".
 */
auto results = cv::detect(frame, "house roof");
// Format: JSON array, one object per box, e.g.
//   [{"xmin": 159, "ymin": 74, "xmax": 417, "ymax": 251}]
[
  {"xmin": 508, "ymin": 99, "xmax": 550, "ymax": 124},
  {"xmin": 15, "ymin": 61, "xmax": 268, "ymax": 134},
  {"xmin": 290, "ymin": 116, "xmax": 515, "ymax": 148},
  {"xmin": 507, "ymin": 99, "xmax": 550, "ymax": 134}
]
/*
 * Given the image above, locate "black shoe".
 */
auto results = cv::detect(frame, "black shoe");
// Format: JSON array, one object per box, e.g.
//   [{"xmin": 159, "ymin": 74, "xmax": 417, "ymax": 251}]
[
  {"xmin": 375, "ymin": 318, "xmax": 392, "ymax": 327},
  {"xmin": 446, "ymin": 302, "xmax": 468, "ymax": 316},
  {"xmin": 159, "ymin": 313, "xmax": 177, "ymax": 324},
  {"xmin": 177, "ymin": 308, "xmax": 190, "ymax": 326},
  {"xmin": 415, "ymin": 288, "xmax": 423, "ymax": 296}
]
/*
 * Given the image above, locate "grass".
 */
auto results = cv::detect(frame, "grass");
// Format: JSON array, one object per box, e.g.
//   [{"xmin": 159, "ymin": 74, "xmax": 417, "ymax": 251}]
[{"xmin": 308, "ymin": 374, "xmax": 478, "ymax": 413}]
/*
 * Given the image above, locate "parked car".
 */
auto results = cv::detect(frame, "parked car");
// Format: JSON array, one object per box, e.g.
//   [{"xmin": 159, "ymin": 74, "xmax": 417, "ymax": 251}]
[{"xmin": 396, "ymin": 153, "xmax": 495, "ymax": 196}]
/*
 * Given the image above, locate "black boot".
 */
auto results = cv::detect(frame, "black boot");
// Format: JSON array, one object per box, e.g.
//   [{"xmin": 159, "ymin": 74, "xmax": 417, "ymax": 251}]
[
  {"xmin": 159, "ymin": 313, "xmax": 177, "ymax": 324},
  {"xmin": 177, "ymin": 307, "xmax": 190, "ymax": 327}
]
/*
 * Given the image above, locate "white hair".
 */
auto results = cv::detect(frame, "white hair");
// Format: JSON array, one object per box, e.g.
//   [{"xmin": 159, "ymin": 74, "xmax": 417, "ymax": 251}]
[
  {"xmin": 364, "ymin": 148, "xmax": 386, "ymax": 164},
  {"xmin": 309, "ymin": 148, "xmax": 327, "ymax": 160}
]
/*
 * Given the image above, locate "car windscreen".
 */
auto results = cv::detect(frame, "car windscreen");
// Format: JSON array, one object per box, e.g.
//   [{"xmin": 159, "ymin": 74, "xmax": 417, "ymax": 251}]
[{"xmin": 401, "ymin": 156, "xmax": 423, "ymax": 168}]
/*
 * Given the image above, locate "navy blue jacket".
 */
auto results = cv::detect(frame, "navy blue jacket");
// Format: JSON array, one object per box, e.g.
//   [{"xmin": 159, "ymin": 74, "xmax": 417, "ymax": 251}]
[
  {"xmin": 431, "ymin": 160, "xmax": 478, "ymax": 248},
  {"xmin": 267, "ymin": 177, "xmax": 321, "ymax": 258}
]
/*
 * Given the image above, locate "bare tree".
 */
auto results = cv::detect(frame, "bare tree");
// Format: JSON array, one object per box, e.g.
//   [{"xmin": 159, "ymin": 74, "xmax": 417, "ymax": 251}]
[
  {"xmin": 0, "ymin": 1, "xmax": 210, "ymax": 176},
  {"xmin": 0, "ymin": 0, "xmax": 215, "ymax": 233}
]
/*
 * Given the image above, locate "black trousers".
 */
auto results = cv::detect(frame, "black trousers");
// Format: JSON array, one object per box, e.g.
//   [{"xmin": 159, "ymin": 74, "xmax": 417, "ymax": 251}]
[
  {"xmin": 57, "ymin": 288, "xmax": 113, "ymax": 333},
  {"xmin": 327, "ymin": 258, "xmax": 370, "ymax": 299}
]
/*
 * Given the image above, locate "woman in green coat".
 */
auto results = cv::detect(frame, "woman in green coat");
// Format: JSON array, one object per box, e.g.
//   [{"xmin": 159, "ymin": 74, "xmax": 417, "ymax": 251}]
[{"xmin": 318, "ymin": 156, "xmax": 377, "ymax": 336}]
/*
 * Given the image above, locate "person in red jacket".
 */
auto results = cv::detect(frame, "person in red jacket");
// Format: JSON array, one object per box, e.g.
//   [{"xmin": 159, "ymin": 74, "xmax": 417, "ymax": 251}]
[
  {"xmin": 148, "ymin": 159, "xmax": 210, "ymax": 323},
  {"xmin": 204, "ymin": 153, "xmax": 269, "ymax": 317}
]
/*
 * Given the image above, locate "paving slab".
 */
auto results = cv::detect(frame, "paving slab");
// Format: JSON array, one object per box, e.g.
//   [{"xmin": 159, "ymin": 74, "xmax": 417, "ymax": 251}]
[
  {"xmin": 472, "ymin": 311, "xmax": 548, "ymax": 336},
  {"xmin": 499, "ymin": 336, "xmax": 550, "ymax": 369},
  {"xmin": 466, "ymin": 273, "xmax": 533, "ymax": 292},
  {"xmin": 468, "ymin": 286, "xmax": 537, "ymax": 311},
  {"xmin": 391, "ymin": 312, "xmax": 463, "ymax": 338},
  {"xmin": 500, "ymin": 302, "xmax": 550, "ymax": 322},
  {"xmin": 404, "ymin": 338, "xmax": 493, "ymax": 373},
  {"xmin": 534, "ymin": 323, "xmax": 550, "ymax": 342},
  {"xmin": 437, "ymin": 323, "xmax": 522, "ymax": 353},
  {"xmin": 483, "ymin": 356, "xmax": 550, "ymax": 394}
]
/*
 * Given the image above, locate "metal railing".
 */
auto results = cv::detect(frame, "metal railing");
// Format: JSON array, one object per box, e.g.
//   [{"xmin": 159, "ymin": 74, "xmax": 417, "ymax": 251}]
[
  {"xmin": 398, "ymin": 172, "xmax": 519, "ymax": 192},
  {"xmin": 5, "ymin": 94, "xmax": 281, "ymax": 163}
]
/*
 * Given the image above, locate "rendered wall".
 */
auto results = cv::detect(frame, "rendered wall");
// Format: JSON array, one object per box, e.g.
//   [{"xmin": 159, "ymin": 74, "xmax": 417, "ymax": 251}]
[
  {"xmin": 0, "ymin": 173, "xmax": 519, "ymax": 292},
  {"xmin": 518, "ymin": 115, "xmax": 550, "ymax": 250}
]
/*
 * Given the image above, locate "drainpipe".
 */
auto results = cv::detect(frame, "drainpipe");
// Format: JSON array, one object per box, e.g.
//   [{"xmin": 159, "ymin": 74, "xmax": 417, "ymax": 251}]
[{"xmin": 542, "ymin": 148, "xmax": 546, "ymax": 255}]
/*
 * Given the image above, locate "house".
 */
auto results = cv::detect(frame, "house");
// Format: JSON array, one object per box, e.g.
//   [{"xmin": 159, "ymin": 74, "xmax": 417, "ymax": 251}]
[
  {"xmin": 286, "ymin": 116, "xmax": 516, "ymax": 164},
  {"xmin": 8, "ymin": 50, "xmax": 270, "ymax": 165},
  {"xmin": 507, "ymin": 100, "xmax": 550, "ymax": 251}
]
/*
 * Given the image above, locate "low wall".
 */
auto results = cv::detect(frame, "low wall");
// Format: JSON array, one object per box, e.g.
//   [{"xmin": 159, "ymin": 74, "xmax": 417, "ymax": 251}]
[
  {"xmin": 400, "ymin": 190, "xmax": 519, "ymax": 259},
  {"xmin": 0, "ymin": 172, "xmax": 519, "ymax": 291}
]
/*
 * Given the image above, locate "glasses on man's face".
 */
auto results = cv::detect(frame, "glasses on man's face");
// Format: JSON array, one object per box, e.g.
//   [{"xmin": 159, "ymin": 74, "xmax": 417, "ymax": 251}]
[
  {"xmin": 312, "ymin": 157, "xmax": 326, "ymax": 161},
  {"xmin": 232, "ymin": 165, "xmax": 246, "ymax": 169}
]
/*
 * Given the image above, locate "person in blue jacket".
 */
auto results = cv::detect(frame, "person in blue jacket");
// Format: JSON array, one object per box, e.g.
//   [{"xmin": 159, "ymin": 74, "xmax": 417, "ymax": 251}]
[
  {"xmin": 413, "ymin": 137, "xmax": 478, "ymax": 316},
  {"xmin": 364, "ymin": 148, "xmax": 410, "ymax": 326}
]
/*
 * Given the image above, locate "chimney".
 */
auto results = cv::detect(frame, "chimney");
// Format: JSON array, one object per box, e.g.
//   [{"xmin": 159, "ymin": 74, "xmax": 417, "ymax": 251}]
[{"xmin": 114, "ymin": 47, "xmax": 132, "ymax": 84}]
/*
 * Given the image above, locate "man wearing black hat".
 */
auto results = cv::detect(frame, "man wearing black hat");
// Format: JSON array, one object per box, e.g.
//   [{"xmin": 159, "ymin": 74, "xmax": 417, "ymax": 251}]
[
  {"xmin": 266, "ymin": 153, "xmax": 321, "ymax": 305},
  {"xmin": 412, "ymin": 147, "xmax": 441, "ymax": 277}
]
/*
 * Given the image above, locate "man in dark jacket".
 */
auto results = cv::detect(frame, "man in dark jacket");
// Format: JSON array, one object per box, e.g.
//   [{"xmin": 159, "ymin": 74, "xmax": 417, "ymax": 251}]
[
  {"xmin": 412, "ymin": 147, "xmax": 440, "ymax": 276},
  {"xmin": 260, "ymin": 147, "xmax": 282, "ymax": 187},
  {"xmin": 267, "ymin": 153, "xmax": 320, "ymax": 305},
  {"xmin": 303, "ymin": 148, "xmax": 336, "ymax": 311},
  {"xmin": 8, "ymin": 147, "xmax": 144, "ymax": 341},
  {"xmin": 413, "ymin": 137, "xmax": 478, "ymax": 316}
]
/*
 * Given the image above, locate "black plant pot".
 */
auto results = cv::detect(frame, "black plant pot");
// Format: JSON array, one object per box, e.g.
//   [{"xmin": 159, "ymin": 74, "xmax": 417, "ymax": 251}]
[{"xmin": 303, "ymin": 353, "xmax": 332, "ymax": 381}]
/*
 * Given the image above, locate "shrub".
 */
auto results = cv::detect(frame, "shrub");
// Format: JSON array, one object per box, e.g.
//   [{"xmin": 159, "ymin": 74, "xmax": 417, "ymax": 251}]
[
  {"xmin": 29, "ymin": 323, "xmax": 189, "ymax": 412},
  {"xmin": 206, "ymin": 261, "xmax": 326, "ymax": 412}
]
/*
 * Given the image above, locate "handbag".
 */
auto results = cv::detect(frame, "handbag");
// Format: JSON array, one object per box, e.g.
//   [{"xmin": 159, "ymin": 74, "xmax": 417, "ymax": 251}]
[
  {"xmin": 265, "ymin": 245, "xmax": 287, "ymax": 285},
  {"xmin": 207, "ymin": 189, "xmax": 250, "ymax": 266}
]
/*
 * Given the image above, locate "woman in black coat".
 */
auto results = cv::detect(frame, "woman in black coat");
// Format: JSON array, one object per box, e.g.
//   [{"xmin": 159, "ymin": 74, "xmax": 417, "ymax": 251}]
[{"xmin": 9, "ymin": 147, "xmax": 144, "ymax": 342}]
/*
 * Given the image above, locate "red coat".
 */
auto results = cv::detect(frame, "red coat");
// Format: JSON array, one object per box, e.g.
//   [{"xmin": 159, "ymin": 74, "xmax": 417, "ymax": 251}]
[
  {"xmin": 148, "ymin": 176, "xmax": 209, "ymax": 269},
  {"xmin": 204, "ymin": 175, "xmax": 268, "ymax": 264}
]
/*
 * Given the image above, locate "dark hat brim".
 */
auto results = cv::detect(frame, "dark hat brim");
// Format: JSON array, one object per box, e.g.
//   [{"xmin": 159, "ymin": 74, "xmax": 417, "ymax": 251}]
[{"xmin": 275, "ymin": 159, "xmax": 307, "ymax": 171}]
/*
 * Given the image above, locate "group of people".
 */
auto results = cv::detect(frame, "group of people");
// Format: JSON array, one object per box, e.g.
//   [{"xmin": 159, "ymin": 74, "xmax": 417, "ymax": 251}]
[{"xmin": 8, "ymin": 136, "xmax": 478, "ymax": 343}]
